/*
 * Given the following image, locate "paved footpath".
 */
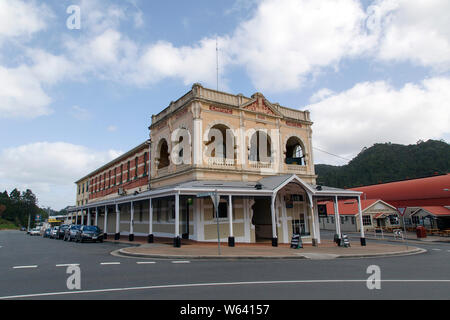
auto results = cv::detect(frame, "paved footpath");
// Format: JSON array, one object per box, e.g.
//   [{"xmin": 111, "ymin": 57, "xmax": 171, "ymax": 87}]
[{"xmin": 108, "ymin": 237, "xmax": 425, "ymax": 260}]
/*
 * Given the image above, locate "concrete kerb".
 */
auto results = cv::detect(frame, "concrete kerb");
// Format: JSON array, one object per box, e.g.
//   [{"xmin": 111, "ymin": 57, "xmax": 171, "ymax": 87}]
[{"xmin": 112, "ymin": 245, "xmax": 426, "ymax": 261}]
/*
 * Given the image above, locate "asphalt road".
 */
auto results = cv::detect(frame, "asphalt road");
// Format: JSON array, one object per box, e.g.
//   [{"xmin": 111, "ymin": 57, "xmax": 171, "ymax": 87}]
[{"xmin": 0, "ymin": 230, "xmax": 449, "ymax": 301}]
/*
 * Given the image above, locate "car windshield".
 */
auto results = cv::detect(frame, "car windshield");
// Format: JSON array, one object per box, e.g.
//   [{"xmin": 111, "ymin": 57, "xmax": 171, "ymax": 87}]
[
  {"xmin": 83, "ymin": 226, "xmax": 99, "ymax": 232},
  {"xmin": 71, "ymin": 225, "xmax": 81, "ymax": 230}
]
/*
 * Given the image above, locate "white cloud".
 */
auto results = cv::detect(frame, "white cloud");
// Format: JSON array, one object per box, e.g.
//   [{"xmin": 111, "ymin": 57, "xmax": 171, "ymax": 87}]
[
  {"xmin": 0, "ymin": 0, "xmax": 51, "ymax": 39},
  {"xmin": 372, "ymin": 0, "xmax": 450, "ymax": 71},
  {"xmin": 227, "ymin": 0, "xmax": 372, "ymax": 92},
  {"xmin": 309, "ymin": 77, "xmax": 450, "ymax": 164},
  {"xmin": 69, "ymin": 106, "xmax": 92, "ymax": 121},
  {"xmin": 107, "ymin": 125, "xmax": 118, "ymax": 132},
  {"xmin": 0, "ymin": 142, "xmax": 122, "ymax": 209},
  {"xmin": 0, "ymin": 65, "xmax": 52, "ymax": 118}
]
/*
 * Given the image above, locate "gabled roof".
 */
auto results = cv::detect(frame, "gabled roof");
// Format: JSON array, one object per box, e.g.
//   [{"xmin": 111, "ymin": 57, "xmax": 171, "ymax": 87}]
[
  {"xmin": 414, "ymin": 206, "xmax": 450, "ymax": 217},
  {"xmin": 318, "ymin": 199, "xmax": 396, "ymax": 216},
  {"xmin": 240, "ymin": 93, "xmax": 283, "ymax": 117}
]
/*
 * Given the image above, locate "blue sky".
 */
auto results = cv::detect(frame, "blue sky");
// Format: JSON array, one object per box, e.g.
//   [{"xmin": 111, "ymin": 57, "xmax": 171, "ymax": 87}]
[{"xmin": 0, "ymin": 0, "xmax": 449, "ymax": 209}]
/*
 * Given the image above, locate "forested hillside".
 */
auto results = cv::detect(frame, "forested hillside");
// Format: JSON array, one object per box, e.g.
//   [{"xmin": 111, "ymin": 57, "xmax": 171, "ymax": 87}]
[{"xmin": 315, "ymin": 140, "xmax": 450, "ymax": 188}]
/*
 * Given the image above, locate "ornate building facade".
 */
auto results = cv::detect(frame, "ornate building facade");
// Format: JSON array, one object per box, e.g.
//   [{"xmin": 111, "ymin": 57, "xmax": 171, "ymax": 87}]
[{"xmin": 70, "ymin": 84, "xmax": 365, "ymax": 247}]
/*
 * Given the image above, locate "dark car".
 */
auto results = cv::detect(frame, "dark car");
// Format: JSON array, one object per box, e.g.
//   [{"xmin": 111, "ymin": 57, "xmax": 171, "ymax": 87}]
[
  {"xmin": 76, "ymin": 226, "xmax": 104, "ymax": 243},
  {"xmin": 64, "ymin": 225, "xmax": 82, "ymax": 242},
  {"xmin": 43, "ymin": 228, "xmax": 51, "ymax": 238},
  {"xmin": 57, "ymin": 224, "xmax": 70, "ymax": 240}
]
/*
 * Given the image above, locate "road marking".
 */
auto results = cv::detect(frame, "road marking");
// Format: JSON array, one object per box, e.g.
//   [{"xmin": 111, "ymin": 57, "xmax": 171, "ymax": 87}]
[
  {"xmin": 13, "ymin": 265, "xmax": 38, "ymax": 269},
  {"xmin": 100, "ymin": 262, "xmax": 121, "ymax": 265},
  {"xmin": 432, "ymin": 249, "xmax": 442, "ymax": 251},
  {"xmin": 171, "ymin": 261, "xmax": 190, "ymax": 264},
  {"xmin": 56, "ymin": 264, "xmax": 80, "ymax": 267},
  {"xmin": 1, "ymin": 279, "xmax": 450, "ymax": 299},
  {"xmin": 136, "ymin": 261, "xmax": 156, "ymax": 264}
]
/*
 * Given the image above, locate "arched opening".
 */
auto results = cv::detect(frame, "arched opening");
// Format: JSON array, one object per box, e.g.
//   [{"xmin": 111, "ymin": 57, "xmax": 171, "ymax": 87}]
[
  {"xmin": 249, "ymin": 130, "xmax": 272, "ymax": 162},
  {"xmin": 157, "ymin": 139, "xmax": 170, "ymax": 169},
  {"xmin": 285, "ymin": 136, "xmax": 306, "ymax": 165},
  {"xmin": 206, "ymin": 124, "xmax": 236, "ymax": 161}
]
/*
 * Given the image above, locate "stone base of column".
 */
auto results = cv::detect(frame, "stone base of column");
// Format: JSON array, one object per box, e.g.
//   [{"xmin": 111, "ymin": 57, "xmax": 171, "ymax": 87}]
[
  {"xmin": 103, "ymin": 233, "xmax": 107, "ymax": 240},
  {"xmin": 114, "ymin": 233, "xmax": 120, "ymax": 240},
  {"xmin": 174, "ymin": 236, "xmax": 181, "ymax": 248},
  {"xmin": 272, "ymin": 237, "xmax": 278, "ymax": 247},
  {"xmin": 129, "ymin": 233, "xmax": 134, "ymax": 242},
  {"xmin": 147, "ymin": 234, "xmax": 154, "ymax": 243},
  {"xmin": 312, "ymin": 238, "xmax": 318, "ymax": 247},
  {"xmin": 360, "ymin": 237, "xmax": 366, "ymax": 246},
  {"xmin": 228, "ymin": 236, "xmax": 235, "ymax": 247}
]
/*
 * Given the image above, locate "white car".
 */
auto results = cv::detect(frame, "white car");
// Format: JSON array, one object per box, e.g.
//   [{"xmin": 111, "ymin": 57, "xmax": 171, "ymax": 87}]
[
  {"xmin": 50, "ymin": 226, "xmax": 60, "ymax": 239},
  {"xmin": 29, "ymin": 227, "xmax": 41, "ymax": 236}
]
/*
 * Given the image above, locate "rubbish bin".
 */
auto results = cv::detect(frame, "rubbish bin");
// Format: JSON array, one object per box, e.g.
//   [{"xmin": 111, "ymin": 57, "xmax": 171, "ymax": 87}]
[{"xmin": 416, "ymin": 226, "xmax": 427, "ymax": 238}]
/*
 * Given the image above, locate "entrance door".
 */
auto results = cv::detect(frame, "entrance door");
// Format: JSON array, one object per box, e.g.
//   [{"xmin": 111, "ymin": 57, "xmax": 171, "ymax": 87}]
[{"xmin": 252, "ymin": 197, "xmax": 272, "ymax": 241}]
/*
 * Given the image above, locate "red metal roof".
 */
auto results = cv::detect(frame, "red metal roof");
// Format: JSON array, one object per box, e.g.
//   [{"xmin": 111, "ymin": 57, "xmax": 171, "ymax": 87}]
[
  {"xmin": 349, "ymin": 174, "xmax": 450, "ymax": 207},
  {"xmin": 418, "ymin": 206, "xmax": 450, "ymax": 216},
  {"xmin": 319, "ymin": 199, "xmax": 378, "ymax": 216}
]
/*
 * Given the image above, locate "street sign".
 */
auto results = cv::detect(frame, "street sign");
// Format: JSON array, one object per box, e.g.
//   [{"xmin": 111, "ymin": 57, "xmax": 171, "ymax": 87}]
[
  {"xmin": 197, "ymin": 191, "xmax": 221, "ymax": 255},
  {"xmin": 397, "ymin": 207, "xmax": 406, "ymax": 216}
]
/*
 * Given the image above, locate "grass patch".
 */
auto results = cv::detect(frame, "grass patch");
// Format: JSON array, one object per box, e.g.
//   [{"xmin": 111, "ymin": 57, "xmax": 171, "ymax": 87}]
[{"xmin": 0, "ymin": 219, "xmax": 19, "ymax": 230}]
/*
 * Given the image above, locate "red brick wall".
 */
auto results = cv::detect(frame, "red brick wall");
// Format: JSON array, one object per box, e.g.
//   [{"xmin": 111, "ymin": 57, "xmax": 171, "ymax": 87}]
[{"xmin": 88, "ymin": 148, "xmax": 149, "ymax": 201}]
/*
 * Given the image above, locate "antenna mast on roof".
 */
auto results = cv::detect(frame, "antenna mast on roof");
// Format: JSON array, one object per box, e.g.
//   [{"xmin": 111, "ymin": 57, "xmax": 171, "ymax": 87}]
[{"xmin": 216, "ymin": 37, "xmax": 219, "ymax": 91}]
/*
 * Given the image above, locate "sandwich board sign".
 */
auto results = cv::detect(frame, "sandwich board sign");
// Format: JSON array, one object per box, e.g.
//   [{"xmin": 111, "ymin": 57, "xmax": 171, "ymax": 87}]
[
  {"xmin": 341, "ymin": 234, "xmax": 350, "ymax": 247},
  {"xmin": 290, "ymin": 233, "xmax": 302, "ymax": 249}
]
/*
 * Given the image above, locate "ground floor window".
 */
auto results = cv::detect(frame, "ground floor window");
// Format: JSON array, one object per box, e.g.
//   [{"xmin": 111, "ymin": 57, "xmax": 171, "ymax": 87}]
[
  {"xmin": 362, "ymin": 215, "xmax": 372, "ymax": 226},
  {"xmin": 389, "ymin": 215, "xmax": 399, "ymax": 225}
]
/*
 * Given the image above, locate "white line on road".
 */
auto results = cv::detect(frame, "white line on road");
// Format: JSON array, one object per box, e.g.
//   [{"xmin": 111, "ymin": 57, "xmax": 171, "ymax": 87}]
[
  {"xmin": 100, "ymin": 262, "xmax": 121, "ymax": 265},
  {"xmin": 56, "ymin": 264, "xmax": 80, "ymax": 267},
  {"xmin": 0, "ymin": 279, "xmax": 449, "ymax": 300},
  {"xmin": 12, "ymin": 265, "xmax": 38, "ymax": 269},
  {"xmin": 432, "ymin": 249, "xmax": 442, "ymax": 251},
  {"xmin": 171, "ymin": 261, "xmax": 190, "ymax": 264},
  {"xmin": 136, "ymin": 261, "xmax": 156, "ymax": 264}
]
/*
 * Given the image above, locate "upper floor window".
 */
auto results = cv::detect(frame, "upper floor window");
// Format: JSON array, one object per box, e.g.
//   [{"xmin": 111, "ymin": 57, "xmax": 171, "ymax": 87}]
[
  {"xmin": 249, "ymin": 130, "xmax": 272, "ymax": 162},
  {"xmin": 127, "ymin": 161, "xmax": 130, "ymax": 181},
  {"xmin": 143, "ymin": 152, "xmax": 148, "ymax": 176},
  {"xmin": 157, "ymin": 139, "xmax": 170, "ymax": 169},
  {"xmin": 120, "ymin": 164, "xmax": 123, "ymax": 184},
  {"xmin": 206, "ymin": 124, "xmax": 236, "ymax": 160},
  {"xmin": 135, "ymin": 157, "xmax": 138, "ymax": 179},
  {"xmin": 285, "ymin": 136, "xmax": 306, "ymax": 165}
]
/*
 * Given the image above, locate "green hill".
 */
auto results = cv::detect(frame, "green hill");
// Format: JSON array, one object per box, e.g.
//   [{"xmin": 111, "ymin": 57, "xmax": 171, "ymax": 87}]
[{"xmin": 314, "ymin": 139, "xmax": 450, "ymax": 189}]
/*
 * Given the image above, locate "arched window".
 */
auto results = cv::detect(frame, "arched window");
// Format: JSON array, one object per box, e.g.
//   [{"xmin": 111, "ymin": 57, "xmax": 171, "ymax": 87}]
[
  {"xmin": 285, "ymin": 136, "xmax": 306, "ymax": 165},
  {"xmin": 249, "ymin": 130, "xmax": 272, "ymax": 162},
  {"xmin": 206, "ymin": 124, "xmax": 235, "ymax": 160},
  {"xmin": 157, "ymin": 139, "xmax": 170, "ymax": 169}
]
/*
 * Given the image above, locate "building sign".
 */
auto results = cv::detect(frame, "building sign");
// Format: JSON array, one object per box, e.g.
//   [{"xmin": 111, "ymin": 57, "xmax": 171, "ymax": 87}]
[
  {"xmin": 209, "ymin": 105, "xmax": 232, "ymax": 114},
  {"xmin": 286, "ymin": 121, "xmax": 302, "ymax": 128}
]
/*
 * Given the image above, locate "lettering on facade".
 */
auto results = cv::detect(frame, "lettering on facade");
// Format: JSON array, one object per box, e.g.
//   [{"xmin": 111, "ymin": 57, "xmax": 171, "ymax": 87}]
[
  {"xmin": 286, "ymin": 121, "xmax": 302, "ymax": 128},
  {"xmin": 209, "ymin": 105, "xmax": 232, "ymax": 114}
]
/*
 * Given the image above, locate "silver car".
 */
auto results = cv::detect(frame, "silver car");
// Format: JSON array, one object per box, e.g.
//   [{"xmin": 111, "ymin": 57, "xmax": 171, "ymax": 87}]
[{"xmin": 29, "ymin": 227, "xmax": 41, "ymax": 236}]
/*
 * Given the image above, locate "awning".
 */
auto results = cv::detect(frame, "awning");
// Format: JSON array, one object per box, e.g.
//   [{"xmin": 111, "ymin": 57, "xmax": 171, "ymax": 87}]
[{"xmin": 374, "ymin": 212, "xmax": 389, "ymax": 219}]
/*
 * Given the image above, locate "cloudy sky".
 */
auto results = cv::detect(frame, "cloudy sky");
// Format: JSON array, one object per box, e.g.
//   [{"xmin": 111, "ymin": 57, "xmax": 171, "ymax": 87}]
[{"xmin": 0, "ymin": 0, "xmax": 449, "ymax": 210}]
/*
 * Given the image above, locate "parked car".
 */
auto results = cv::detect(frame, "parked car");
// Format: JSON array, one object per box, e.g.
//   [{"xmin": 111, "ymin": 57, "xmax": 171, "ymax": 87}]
[
  {"xmin": 49, "ymin": 226, "xmax": 60, "ymax": 239},
  {"xmin": 20, "ymin": 227, "xmax": 26, "ymax": 231},
  {"xmin": 29, "ymin": 227, "xmax": 41, "ymax": 236},
  {"xmin": 64, "ymin": 225, "xmax": 82, "ymax": 242},
  {"xmin": 57, "ymin": 224, "xmax": 70, "ymax": 240},
  {"xmin": 76, "ymin": 225, "xmax": 104, "ymax": 243},
  {"xmin": 43, "ymin": 228, "xmax": 51, "ymax": 238}
]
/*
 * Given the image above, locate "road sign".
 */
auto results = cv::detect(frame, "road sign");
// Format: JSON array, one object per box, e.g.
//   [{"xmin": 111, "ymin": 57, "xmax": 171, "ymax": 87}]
[{"xmin": 397, "ymin": 207, "xmax": 406, "ymax": 216}]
